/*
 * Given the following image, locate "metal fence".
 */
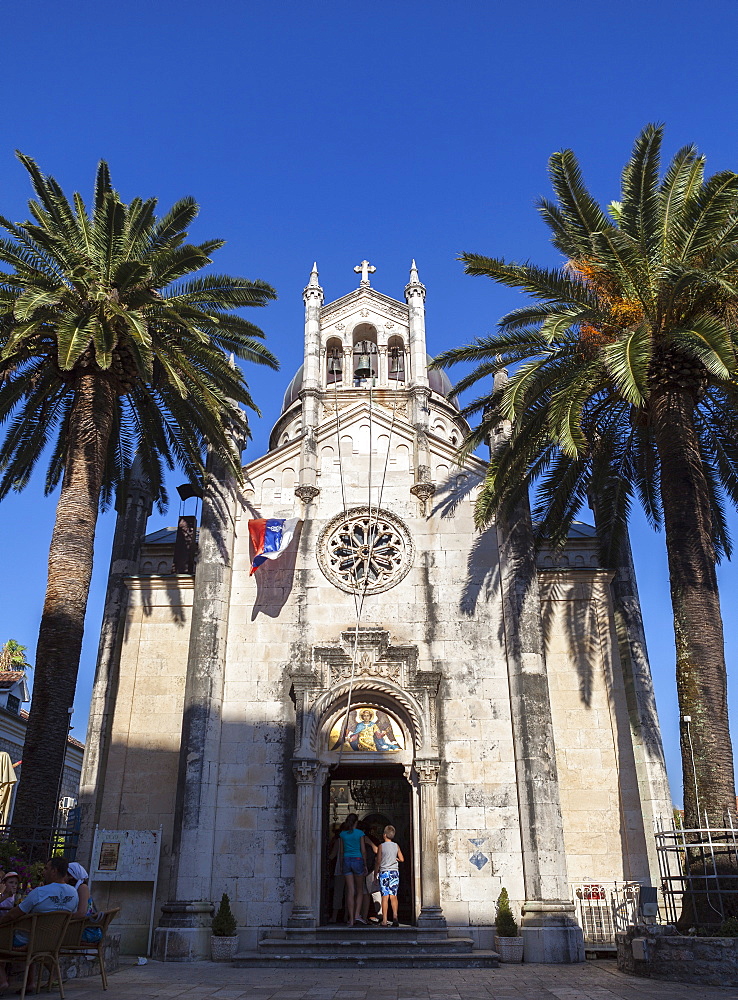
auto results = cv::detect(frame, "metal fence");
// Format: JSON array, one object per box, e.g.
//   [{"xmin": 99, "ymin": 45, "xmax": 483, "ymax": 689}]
[
  {"xmin": 0, "ymin": 813, "xmax": 80, "ymax": 867},
  {"xmin": 655, "ymin": 813, "xmax": 738, "ymax": 926},
  {"xmin": 570, "ymin": 881, "xmax": 642, "ymax": 949}
]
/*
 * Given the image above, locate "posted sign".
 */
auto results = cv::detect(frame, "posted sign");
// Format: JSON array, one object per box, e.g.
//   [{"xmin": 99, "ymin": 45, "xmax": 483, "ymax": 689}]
[
  {"xmin": 90, "ymin": 827, "xmax": 162, "ymax": 954},
  {"xmin": 90, "ymin": 828, "xmax": 161, "ymax": 882}
]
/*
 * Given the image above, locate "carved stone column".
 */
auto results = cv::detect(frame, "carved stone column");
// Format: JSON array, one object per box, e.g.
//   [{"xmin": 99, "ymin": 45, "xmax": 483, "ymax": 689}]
[
  {"xmin": 343, "ymin": 347, "xmax": 353, "ymax": 386},
  {"xmin": 288, "ymin": 759, "xmax": 322, "ymax": 928},
  {"xmin": 416, "ymin": 759, "xmax": 446, "ymax": 929},
  {"xmin": 378, "ymin": 345, "xmax": 388, "ymax": 387}
]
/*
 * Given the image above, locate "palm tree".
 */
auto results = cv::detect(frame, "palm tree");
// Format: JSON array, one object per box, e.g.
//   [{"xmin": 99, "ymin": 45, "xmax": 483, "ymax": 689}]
[
  {"xmin": 434, "ymin": 125, "xmax": 738, "ymax": 828},
  {"xmin": 0, "ymin": 154, "xmax": 278, "ymax": 833}
]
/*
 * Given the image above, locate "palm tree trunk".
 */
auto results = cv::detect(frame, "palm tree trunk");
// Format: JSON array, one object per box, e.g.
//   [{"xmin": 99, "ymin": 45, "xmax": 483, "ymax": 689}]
[
  {"xmin": 651, "ymin": 387, "xmax": 736, "ymax": 828},
  {"xmin": 12, "ymin": 372, "xmax": 115, "ymax": 841}
]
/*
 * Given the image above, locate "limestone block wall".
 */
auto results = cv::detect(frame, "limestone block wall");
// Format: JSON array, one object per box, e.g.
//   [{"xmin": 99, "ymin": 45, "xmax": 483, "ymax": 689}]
[
  {"xmin": 227, "ymin": 418, "xmax": 524, "ymax": 946},
  {"xmin": 91, "ymin": 577, "xmax": 193, "ymax": 954},
  {"xmin": 539, "ymin": 570, "xmax": 653, "ymax": 886}
]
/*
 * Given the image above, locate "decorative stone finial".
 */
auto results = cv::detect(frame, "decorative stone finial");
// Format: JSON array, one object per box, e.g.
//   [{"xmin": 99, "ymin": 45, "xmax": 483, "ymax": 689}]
[
  {"xmin": 493, "ymin": 363, "xmax": 509, "ymax": 393},
  {"xmin": 405, "ymin": 259, "xmax": 426, "ymax": 302},
  {"xmin": 303, "ymin": 261, "xmax": 324, "ymax": 303},
  {"xmin": 354, "ymin": 260, "xmax": 376, "ymax": 287}
]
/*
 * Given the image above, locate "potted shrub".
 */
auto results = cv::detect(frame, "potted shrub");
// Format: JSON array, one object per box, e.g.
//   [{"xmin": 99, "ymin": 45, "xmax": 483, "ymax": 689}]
[
  {"xmin": 211, "ymin": 893, "xmax": 238, "ymax": 961},
  {"xmin": 495, "ymin": 888, "xmax": 524, "ymax": 962}
]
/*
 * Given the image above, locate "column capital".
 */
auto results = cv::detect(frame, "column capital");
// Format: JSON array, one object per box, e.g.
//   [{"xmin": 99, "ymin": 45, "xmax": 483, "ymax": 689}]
[
  {"xmin": 415, "ymin": 759, "xmax": 441, "ymax": 783},
  {"xmin": 292, "ymin": 758, "xmax": 322, "ymax": 784}
]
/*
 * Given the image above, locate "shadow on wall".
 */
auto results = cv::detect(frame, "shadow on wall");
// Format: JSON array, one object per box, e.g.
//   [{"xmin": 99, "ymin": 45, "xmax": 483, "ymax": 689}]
[
  {"xmin": 84, "ymin": 715, "xmax": 296, "ymax": 955},
  {"xmin": 539, "ymin": 574, "xmax": 596, "ymax": 709},
  {"xmin": 459, "ymin": 527, "xmax": 501, "ymax": 619},
  {"xmin": 430, "ymin": 471, "xmax": 482, "ymax": 521}
]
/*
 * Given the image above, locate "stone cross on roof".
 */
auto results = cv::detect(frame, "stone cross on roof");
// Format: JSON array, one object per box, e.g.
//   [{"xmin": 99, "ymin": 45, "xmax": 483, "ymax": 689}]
[{"xmin": 354, "ymin": 260, "xmax": 376, "ymax": 287}]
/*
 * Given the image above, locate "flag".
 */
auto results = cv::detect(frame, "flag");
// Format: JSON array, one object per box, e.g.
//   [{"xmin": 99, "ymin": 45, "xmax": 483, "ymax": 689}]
[{"xmin": 249, "ymin": 517, "xmax": 300, "ymax": 574}]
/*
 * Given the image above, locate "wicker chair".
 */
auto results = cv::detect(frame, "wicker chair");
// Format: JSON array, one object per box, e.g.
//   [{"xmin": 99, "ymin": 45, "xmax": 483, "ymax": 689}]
[
  {"xmin": 57, "ymin": 908, "xmax": 120, "ymax": 990},
  {"xmin": 0, "ymin": 910, "xmax": 72, "ymax": 1000}
]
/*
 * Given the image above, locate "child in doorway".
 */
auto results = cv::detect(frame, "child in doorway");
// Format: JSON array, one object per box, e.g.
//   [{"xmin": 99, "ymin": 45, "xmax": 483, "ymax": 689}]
[{"xmin": 374, "ymin": 824, "xmax": 404, "ymax": 926}]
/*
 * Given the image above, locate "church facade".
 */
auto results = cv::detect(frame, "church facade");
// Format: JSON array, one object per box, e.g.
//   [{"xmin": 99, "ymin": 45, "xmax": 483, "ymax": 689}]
[{"xmin": 79, "ymin": 262, "xmax": 672, "ymax": 963}]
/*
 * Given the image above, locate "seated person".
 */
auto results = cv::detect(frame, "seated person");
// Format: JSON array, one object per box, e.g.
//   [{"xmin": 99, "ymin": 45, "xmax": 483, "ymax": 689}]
[
  {"xmin": 66, "ymin": 862, "xmax": 102, "ymax": 942},
  {"xmin": 0, "ymin": 857, "xmax": 77, "ymax": 990},
  {"xmin": 0, "ymin": 873, "xmax": 19, "ymax": 911}
]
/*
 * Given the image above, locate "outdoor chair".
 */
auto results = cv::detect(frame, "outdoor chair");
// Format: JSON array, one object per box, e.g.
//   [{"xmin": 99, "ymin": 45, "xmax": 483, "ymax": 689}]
[
  {"xmin": 57, "ymin": 907, "xmax": 120, "ymax": 990},
  {"xmin": 0, "ymin": 910, "xmax": 71, "ymax": 1000}
]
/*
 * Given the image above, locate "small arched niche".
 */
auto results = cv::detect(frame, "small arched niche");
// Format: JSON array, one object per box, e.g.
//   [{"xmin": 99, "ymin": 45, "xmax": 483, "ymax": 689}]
[
  {"xmin": 352, "ymin": 324, "xmax": 378, "ymax": 381},
  {"xmin": 387, "ymin": 334, "xmax": 406, "ymax": 382},
  {"xmin": 326, "ymin": 337, "xmax": 343, "ymax": 385}
]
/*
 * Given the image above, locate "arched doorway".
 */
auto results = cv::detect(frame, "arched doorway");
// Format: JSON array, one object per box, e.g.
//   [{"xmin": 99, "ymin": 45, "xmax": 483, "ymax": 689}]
[{"xmin": 322, "ymin": 761, "xmax": 415, "ymax": 925}]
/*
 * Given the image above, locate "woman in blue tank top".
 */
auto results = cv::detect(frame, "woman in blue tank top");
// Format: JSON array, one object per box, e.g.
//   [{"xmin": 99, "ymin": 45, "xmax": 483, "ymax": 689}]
[{"xmin": 339, "ymin": 813, "xmax": 368, "ymax": 926}]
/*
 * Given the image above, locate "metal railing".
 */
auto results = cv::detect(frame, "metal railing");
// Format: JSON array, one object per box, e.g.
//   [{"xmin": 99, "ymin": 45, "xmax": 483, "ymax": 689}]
[
  {"xmin": 655, "ymin": 813, "xmax": 738, "ymax": 927},
  {"xmin": 571, "ymin": 881, "xmax": 642, "ymax": 949},
  {"xmin": 0, "ymin": 815, "xmax": 80, "ymax": 867}
]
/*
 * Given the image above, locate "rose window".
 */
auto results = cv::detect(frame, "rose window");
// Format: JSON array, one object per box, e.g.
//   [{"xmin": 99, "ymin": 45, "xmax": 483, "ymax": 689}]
[{"xmin": 317, "ymin": 507, "xmax": 413, "ymax": 595}]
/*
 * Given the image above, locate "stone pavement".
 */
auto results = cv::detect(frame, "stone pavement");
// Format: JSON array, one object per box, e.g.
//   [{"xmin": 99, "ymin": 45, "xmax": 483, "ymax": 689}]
[{"xmin": 54, "ymin": 958, "xmax": 738, "ymax": 999}]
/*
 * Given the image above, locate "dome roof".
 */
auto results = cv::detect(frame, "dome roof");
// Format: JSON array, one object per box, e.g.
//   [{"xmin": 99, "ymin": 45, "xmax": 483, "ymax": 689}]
[
  {"xmin": 280, "ymin": 356, "xmax": 459, "ymax": 414},
  {"xmin": 427, "ymin": 358, "xmax": 458, "ymax": 409},
  {"xmin": 282, "ymin": 365, "xmax": 304, "ymax": 413}
]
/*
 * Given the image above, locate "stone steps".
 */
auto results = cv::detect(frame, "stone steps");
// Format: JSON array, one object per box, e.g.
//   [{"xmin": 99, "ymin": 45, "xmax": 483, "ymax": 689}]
[
  {"xmin": 235, "ymin": 924, "xmax": 500, "ymax": 968},
  {"xmin": 233, "ymin": 949, "xmax": 501, "ymax": 968}
]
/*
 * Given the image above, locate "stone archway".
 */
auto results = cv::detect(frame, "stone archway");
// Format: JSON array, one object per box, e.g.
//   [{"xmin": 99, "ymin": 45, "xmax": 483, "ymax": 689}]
[{"xmin": 286, "ymin": 628, "xmax": 445, "ymax": 930}]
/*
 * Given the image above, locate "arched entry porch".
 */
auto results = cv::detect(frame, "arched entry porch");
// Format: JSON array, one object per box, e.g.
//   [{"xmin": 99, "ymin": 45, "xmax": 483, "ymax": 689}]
[{"xmin": 287, "ymin": 628, "xmax": 444, "ymax": 931}]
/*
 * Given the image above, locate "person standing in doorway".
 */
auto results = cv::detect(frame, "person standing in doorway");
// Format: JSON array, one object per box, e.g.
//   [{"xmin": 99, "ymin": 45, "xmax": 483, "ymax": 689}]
[
  {"xmin": 375, "ymin": 824, "xmax": 403, "ymax": 927},
  {"xmin": 339, "ymin": 813, "xmax": 369, "ymax": 926}
]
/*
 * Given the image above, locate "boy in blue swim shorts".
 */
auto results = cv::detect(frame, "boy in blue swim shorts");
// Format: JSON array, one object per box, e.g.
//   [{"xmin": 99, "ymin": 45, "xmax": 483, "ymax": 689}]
[{"xmin": 375, "ymin": 825, "xmax": 404, "ymax": 926}]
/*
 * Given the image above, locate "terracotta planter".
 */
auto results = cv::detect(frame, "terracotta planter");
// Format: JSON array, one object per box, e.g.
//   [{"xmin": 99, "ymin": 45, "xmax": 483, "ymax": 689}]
[
  {"xmin": 210, "ymin": 934, "xmax": 238, "ymax": 962},
  {"xmin": 495, "ymin": 934, "xmax": 524, "ymax": 963}
]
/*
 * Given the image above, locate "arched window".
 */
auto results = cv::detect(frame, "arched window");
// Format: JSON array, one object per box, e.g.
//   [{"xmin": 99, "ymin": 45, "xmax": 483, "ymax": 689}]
[
  {"xmin": 387, "ymin": 335, "xmax": 406, "ymax": 382},
  {"xmin": 326, "ymin": 337, "xmax": 343, "ymax": 385},
  {"xmin": 352, "ymin": 324, "xmax": 378, "ymax": 382}
]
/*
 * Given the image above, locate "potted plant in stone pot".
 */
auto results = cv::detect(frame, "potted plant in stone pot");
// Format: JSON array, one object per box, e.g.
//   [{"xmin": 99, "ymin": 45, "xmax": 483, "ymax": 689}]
[
  {"xmin": 495, "ymin": 888, "xmax": 524, "ymax": 962},
  {"xmin": 211, "ymin": 893, "xmax": 238, "ymax": 961}
]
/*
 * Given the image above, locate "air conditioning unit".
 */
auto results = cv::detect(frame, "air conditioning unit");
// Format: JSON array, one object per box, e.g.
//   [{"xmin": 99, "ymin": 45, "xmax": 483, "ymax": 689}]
[{"xmin": 59, "ymin": 797, "xmax": 76, "ymax": 810}]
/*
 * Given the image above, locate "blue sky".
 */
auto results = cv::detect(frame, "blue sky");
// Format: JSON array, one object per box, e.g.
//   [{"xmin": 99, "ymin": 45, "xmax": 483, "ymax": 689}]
[{"xmin": 0, "ymin": 0, "xmax": 737, "ymax": 804}]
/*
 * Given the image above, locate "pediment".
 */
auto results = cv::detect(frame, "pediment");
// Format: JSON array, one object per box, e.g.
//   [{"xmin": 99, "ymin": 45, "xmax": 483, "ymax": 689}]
[
  {"xmin": 320, "ymin": 287, "xmax": 409, "ymax": 335},
  {"xmin": 315, "ymin": 397, "xmax": 416, "ymax": 449}
]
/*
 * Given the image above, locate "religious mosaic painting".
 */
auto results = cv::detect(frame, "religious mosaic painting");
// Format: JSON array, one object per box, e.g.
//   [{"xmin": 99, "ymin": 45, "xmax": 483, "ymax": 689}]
[{"xmin": 329, "ymin": 707, "xmax": 405, "ymax": 752}]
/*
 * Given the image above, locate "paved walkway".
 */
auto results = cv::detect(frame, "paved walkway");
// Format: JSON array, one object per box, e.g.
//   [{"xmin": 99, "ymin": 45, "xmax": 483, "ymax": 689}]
[{"xmin": 54, "ymin": 959, "xmax": 737, "ymax": 999}]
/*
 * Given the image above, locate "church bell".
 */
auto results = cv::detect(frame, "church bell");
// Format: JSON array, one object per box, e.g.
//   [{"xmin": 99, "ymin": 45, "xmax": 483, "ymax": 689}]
[
  {"xmin": 355, "ymin": 354, "xmax": 373, "ymax": 378},
  {"xmin": 328, "ymin": 353, "xmax": 342, "ymax": 375}
]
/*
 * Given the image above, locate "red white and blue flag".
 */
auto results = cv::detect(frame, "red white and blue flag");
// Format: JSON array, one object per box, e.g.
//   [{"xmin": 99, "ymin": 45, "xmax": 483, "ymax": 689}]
[{"xmin": 248, "ymin": 517, "xmax": 300, "ymax": 574}]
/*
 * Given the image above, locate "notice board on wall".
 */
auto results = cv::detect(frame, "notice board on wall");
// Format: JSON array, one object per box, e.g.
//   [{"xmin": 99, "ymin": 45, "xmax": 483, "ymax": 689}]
[
  {"xmin": 90, "ymin": 827, "xmax": 162, "ymax": 955},
  {"xmin": 90, "ymin": 828, "xmax": 161, "ymax": 882}
]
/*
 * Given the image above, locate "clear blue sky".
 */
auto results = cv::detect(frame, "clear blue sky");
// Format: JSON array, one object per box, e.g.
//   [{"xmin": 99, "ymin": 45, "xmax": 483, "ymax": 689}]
[{"xmin": 0, "ymin": 0, "xmax": 736, "ymax": 806}]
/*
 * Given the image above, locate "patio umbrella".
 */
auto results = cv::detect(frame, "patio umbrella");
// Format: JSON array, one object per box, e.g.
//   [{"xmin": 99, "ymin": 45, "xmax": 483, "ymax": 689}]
[{"xmin": 0, "ymin": 753, "xmax": 17, "ymax": 826}]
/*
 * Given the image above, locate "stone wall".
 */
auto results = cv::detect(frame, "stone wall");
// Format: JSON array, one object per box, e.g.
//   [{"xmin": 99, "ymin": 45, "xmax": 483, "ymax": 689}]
[
  {"xmin": 540, "ymin": 571, "xmax": 654, "ymax": 886},
  {"xmin": 92, "ymin": 577, "xmax": 193, "ymax": 954},
  {"xmin": 60, "ymin": 931, "xmax": 120, "ymax": 982},
  {"xmin": 219, "ymin": 407, "xmax": 522, "ymax": 949},
  {"xmin": 617, "ymin": 924, "xmax": 738, "ymax": 987}
]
